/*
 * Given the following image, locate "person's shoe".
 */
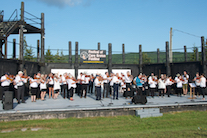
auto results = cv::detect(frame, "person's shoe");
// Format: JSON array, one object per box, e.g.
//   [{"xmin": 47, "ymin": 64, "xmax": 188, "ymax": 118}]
[{"xmin": 22, "ymin": 101, "xmax": 26, "ymax": 103}]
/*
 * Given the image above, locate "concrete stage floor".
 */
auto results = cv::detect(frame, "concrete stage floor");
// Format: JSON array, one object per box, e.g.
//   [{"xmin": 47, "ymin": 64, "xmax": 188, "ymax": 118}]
[{"xmin": 0, "ymin": 92, "xmax": 207, "ymax": 114}]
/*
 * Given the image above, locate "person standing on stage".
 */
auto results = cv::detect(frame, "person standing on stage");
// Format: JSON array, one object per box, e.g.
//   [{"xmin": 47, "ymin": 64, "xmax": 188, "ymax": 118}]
[
  {"xmin": 1, "ymin": 72, "xmax": 11, "ymax": 99},
  {"xmin": 67, "ymin": 75, "xmax": 76, "ymax": 101},
  {"xmin": 77, "ymin": 73, "xmax": 84, "ymax": 97},
  {"xmin": 165, "ymin": 76, "xmax": 174, "ymax": 97},
  {"xmin": 193, "ymin": 72, "xmax": 201, "ymax": 97},
  {"xmin": 94, "ymin": 75, "xmax": 102, "ymax": 100},
  {"xmin": 134, "ymin": 74, "xmax": 143, "ymax": 96},
  {"xmin": 88, "ymin": 74, "xmax": 94, "ymax": 94},
  {"xmin": 61, "ymin": 73, "xmax": 67, "ymax": 99},
  {"xmin": 48, "ymin": 73, "xmax": 54, "ymax": 99},
  {"xmin": 30, "ymin": 74, "xmax": 39, "ymax": 102},
  {"xmin": 148, "ymin": 73, "xmax": 157, "ymax": 98},
  {"xmin": 112, "ymin": 73, "xmax": 119, "ymax": 100},
  {"xmin": 158, "ymin": 74, "xmax": 166, "ymax": 98},
  {"xmin": 102, "ymin": 72, "xmax": 109, "ymax": 98},
  {"xmin": 53, "ymin": 74, "xmax": 60, "ymax": 99},
  {"xmin": 182, "ymin": 71, "xmax": 189, "ymax": 96},
  {"xmin": 199, "ymin": 74, "xmax": 206, "ymax": 100},
  {"xmin": 15, "ymin": 71, "xmax": 25, "ymax": 104},
  {"xmin": 40, "ymin": 74, "xmax": 47, "ymax": 101},
  {"xmin": 124, "ymin": 71, "xmax": 132, "ymax": 98},
  {"xmin": 175, "ymin": 74, "xmax": 183, "ymax": 97}
]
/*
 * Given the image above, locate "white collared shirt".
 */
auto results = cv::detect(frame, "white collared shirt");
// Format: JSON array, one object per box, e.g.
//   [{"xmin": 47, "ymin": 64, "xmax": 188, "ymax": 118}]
[
  {"xmin": 200, "ymin": 77, "xmax": 206, "ymax": 88},
  {"xmin": 1, "ymin": 76, "xmax": 10, "ymax": 87},
  {"xmin": 15, "ymin": 75, "xmax": 24, "ymax": 87}
]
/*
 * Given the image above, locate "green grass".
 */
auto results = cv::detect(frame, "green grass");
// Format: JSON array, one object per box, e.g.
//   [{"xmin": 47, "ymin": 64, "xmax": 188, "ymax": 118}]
[{"xmin": 0, "ymin": 111, "xmax": 207, "ymax": 138}]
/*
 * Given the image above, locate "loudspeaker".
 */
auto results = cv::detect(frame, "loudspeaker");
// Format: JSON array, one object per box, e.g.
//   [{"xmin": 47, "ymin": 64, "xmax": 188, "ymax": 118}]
[
  {"xmin": 132, "ymin": 94, "xmax": 147, "ymax": 104},
  {"xmin": 2, "ymin": 91, "xmax": 13, "ymax": 110}
]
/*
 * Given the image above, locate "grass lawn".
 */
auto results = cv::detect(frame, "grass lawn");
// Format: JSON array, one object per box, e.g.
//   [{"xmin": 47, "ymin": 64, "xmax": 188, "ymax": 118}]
[{"xmin": 0, "ymin": 111, "xmax": 207, "ymax": 138}]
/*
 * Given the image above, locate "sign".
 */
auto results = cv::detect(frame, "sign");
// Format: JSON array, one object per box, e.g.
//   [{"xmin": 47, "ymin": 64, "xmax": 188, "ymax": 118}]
[{"xmin": 80, "ymin": 49, "xmax": 106, "ymax": 64}]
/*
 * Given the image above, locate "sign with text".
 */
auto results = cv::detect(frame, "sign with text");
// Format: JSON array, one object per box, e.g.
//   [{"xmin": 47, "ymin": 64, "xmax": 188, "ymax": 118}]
[{"xmin": 80, "ymin": 49, "xmax": 106, "ymax": 64}]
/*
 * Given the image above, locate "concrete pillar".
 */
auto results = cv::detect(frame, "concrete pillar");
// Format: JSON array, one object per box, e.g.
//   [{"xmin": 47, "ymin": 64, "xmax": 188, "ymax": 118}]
[
  {"xmin": 108, "ymin": 43, "xmax": 112, "ymax": 74},
  {"xmin": 139, "ymin": 45, "xmax": 142, "ymax": 73},
  {"xmin": 69, "ymin": 41, "xmax": 72, "ymax": 65},
  {"xmin": 184, "ymin": 46, "xmax": 187, "ymax": 62},
  {"xmin": 75, "ymin": 42, "xmax": 79, "ymax": 78},
  {"xmin": 13, "ymin": 39, "xmax": 16, "ymax": 59},
  {"xmin": 98, "ymin": 42, "xmax": 100, "ymax": 50},
  {"xmin": 201, "ymin": 36, "xmax": 206, "ymax": 76},
  {"xmin": 196, "ymin": 47, "xmax": 199, "ymax": 61},
  {"xmin": 157, "ymin": 48, "xmax": 160, "ymax": 63},
  {"xmin": 122, "ymin": 43, "xmax": 125, "ymax": 64},
  {"xmin": 166, "ymin": 41, "xmax": 171, "ymax": 76}
]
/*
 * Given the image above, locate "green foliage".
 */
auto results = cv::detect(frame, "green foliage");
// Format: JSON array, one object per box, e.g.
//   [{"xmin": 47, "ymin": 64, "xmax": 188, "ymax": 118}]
[
  {"xmin": 23, "ymin": 37, "xmax": 35, "ymax": 61},
  {"xmin": 45, "ymin": 47, "xmax": 54, "ymax": 63},
  {"xmin": 142, "ymin": 52, "xmax": 151, "ymax": 63}
]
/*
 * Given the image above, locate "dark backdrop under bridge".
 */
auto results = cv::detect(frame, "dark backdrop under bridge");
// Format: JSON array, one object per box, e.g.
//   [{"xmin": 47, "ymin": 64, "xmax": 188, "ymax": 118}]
[{"xmin": 0, "ymin": 58, "xmax": 203, "ymax": 80}]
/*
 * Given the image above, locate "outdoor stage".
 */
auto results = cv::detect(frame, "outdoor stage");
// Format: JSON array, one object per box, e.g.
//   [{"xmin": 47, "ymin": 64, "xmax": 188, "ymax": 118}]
[{"xmin": 0, "ymin": 92, "xmax": 207, "ymax": 121}]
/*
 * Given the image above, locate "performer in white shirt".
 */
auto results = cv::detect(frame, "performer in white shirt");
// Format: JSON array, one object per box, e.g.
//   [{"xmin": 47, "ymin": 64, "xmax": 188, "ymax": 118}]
[
  {"xmin": 199, "ymin": 74, "xmax": 206, "ymax": 100},
  {"xmin": 15, "ymin": 71, "xmax": 25, "ymax": 104},
  {"xmin": 1, "ymin": 72, "xmax": 11, "ymax": 99},
  {"xmin": 182, "ymin": 71, "xmax": 189, "ymax": 95},
  {"xmin": 53, "ymin": 74, "xmax": 60, "ymax": 99},
  {"xmin": 158, "ymin": 74, "xmax": 166, "ymax": 98},
  {"xmin": 165, "ymin": 76, "xmax": 174, "ymax": 97},
  {"xmin": 112, "ymin": 73, "xmax": 120, "ymax": 100},
  {"xmin": 148, "ymin": 73, "xmax": 157, "ymax": 98},
  {"xmin": 94, "ymin": 75, "xmax": 102, "ymax": 100},
  {"xmin": 174, "ymin": 74, "xmax": 183, "ymax": 97},
  {"xmin": 67, "ymin": 75, "xmax": 77, "ymax": 101},
  {"xmin": 124, "ymin": 71, "xmax": 132, "ymax": 98},
  {"xmin": 48, "ymin": 73, "xmax": 54, "ymax": 99},
  {"xmin": 193, "ymin": 72, "xmax": 201, "ymax": 97},
  {"xmin": 102, "ymin": 72, "xmax": 109, "ymax": 98},
  {"xmin": 61, "ymin": 73, "xmax": 67, "ymax": 99},
  {"xmin": 40, "ymin": 74, "xmax": 47, "ymax": 101},
  {"xmin": 30, "ymin": 74, "xmax": 39, "ymax": 102}
]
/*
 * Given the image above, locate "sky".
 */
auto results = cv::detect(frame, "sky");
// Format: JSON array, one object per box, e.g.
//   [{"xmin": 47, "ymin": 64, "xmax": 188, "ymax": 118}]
[{"xmin": 1, "ymin": 0, "xmax": 207, "ymax": 57}]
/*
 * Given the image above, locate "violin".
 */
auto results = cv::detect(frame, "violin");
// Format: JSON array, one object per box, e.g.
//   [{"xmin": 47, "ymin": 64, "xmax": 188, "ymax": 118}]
[
  {"xmin": 118, "ymin": 77, "xmax": 122, "ymax": 80},
  {"xmin": 98, "ymin": 76, "xmax": 103, "ymax": 81},
  {"xmin": 196, "ymin": 77, "xmax": 200, "ymax": 80}
]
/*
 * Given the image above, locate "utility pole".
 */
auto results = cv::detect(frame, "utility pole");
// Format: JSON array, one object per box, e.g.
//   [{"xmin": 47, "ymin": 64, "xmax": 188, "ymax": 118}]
[{"xmin": 169, "ymin": 27, "xmax": 173, "ymax": 63}]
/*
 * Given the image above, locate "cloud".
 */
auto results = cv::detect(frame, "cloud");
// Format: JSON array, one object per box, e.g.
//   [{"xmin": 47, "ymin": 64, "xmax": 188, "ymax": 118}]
[{"xmin": 34, "ymin": 0, "xmax": 92, "ymax": 8}]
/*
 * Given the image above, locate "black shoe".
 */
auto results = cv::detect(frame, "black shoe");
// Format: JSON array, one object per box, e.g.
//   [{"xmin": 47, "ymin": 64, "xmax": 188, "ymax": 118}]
[
  {"xmin": 22, "ymin": 101, "xmax": 26, "ymax": 103},
  {"xmin": 18, "ymin": 102, "xmax": 20, "ymax": 104},
  {"xmin": 116, "ymin": 98, "xmax": 119, "ymax": 100}
]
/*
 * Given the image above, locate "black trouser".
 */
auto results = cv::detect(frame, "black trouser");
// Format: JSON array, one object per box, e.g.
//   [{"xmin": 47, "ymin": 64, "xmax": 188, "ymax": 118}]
[
  {"xmin": 88, "ymin": 81, "xmax": 93, "ymax": 93},
  {"xmin": 126, "ymin": 83, "xmax": 131, "ymax": 94},
  {"xmin": 81, "ymin": 84, "xmax": 88, "ymax": 97},
  {"xmin": 201, "ymin": 87, "xmax": 206, "ymax": 98},
  {"xmin": 68, "ymin": 87, "xmax": 74, "ymax": 98},
  {"xmin": 113, "ymin": 84, "xmax": 119, "ymax": 99},
  {"xmin": 96, "ymin": 86, "xmax": 101, "ymax": 100},
  {"xmin": 103, "ymin": 83, "xmax": 109, "ymax": 98},
  {"xmin": 17, "ymin": 85, "xmax": 25, "ymax": 103},
  {"xmin": 166, "ymin": 85, "xmax": 172, "ymax": 97},
  {"xmin": 62, "ymin": 84, "xmax": 67, "ymax": 98},
  {"xmin": 76, "ymin": 83, "xmax": 82, "ymax": 95},
  {"xmin": 195, "ymin": 86, "xmax": 201, "ymax": 95},
  {"xmin": 159, "ymin": 89, "xmax": 165, "ymax": 96},
  {"xmin": 177, "ymin": 87, "xmax": 182, "ymax": 97},
  {"xmin": 150, "ymin": 88, "xmax": 156, "ymax": 97},
  {"xmin": 36, "ymin": 85, "xmax": 40, "ymax": 99}
]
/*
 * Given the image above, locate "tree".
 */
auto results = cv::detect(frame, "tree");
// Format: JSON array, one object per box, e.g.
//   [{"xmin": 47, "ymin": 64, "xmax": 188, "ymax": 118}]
[
  {"xmin": 23, "ymin": 37, "xmax": 35, "ymax": 61},
  {"xmin": 45, "ymin": 47, "xmax": 54, "ymax": 63},
  {"xmin": 142, "ymin": 52, "xmax": 151, "ymax": 63}
]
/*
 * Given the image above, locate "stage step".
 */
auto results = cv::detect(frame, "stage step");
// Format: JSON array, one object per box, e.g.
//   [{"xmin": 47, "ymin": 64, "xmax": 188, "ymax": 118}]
[{"xmin": 136, "ymin": 108, "xmax": 163, "ymax": 118}]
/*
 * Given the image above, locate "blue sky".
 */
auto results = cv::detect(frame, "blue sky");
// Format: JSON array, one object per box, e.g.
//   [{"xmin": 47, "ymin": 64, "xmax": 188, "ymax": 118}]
[{"xmin": 1, "ymin": 0, "xmax": 207, "ymax": 57}]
